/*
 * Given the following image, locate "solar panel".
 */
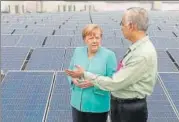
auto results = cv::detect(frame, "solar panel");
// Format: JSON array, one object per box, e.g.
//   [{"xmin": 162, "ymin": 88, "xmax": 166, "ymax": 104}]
[
  {"xmin": 1, "ymin": 47, "xmax": 30, "ymax": 73},
  {"xmin": 147, "ymin": 25, "xmax": 160, "ymax": 32},
  {"xmin": 47, "ymin": 111, "xmax": 72, "ymax": 122},
  {"xmin": 13, "ymin": 29, "xmax": 34, "ymax": 34},
  {"xmin": 149, "ymin": 30, "xmax": 176, "ymax": 38},
  {"xmin": 60, "ymin": 25, "xmax": 77, "ymax": 31},
  {"xmin": 147, "ymin": 79, "xmax": 179, "ymax": 122},
  {"xmin": 2, "ymin": 35, "xmax": 8, "ymax": 41},
  {"xmin": 17, "ymin": 35, "xmax": 46, "ymax": 48},
  {"xmin": 159, "ymin": 73, "xmax": 179, "ymax": 112},
  {"xmin": 70, "ymin": 35, "xmax": 84, "ymax": 47},
  {"xmin": 46, "ymin": 72, "xmax": 72, "ymax": 122},
  {"xmin": 33, "ymin": 28, "xmax": 54, "ymax": 35},
  {"xmin": 1, "ymin": 35, "xmax": 21, "ymax": 46},
  {"xmin": 27, "ymin": 24, "xmax": 46, "ymax": 29},
  {"xmin": 45, "ymin": 24, "xmax": 60, "ymax": 29},
  {"xmin": 158, "ymin": 58, "xmax": 178, "ymax": 72},
  {"xmin": 9, "ymin": 24, "xmax": 27, "ymax": 29},
  {"xmin": 44, "ymin": 36, "xmax": 72, "ymax": 47},
  {"xmin": 102, "ymin": 36, "xmax": 122, "ymax": 48},
  {"xmin": 108, "ymin": 48, "xmax": 128, "ymax": 61},
  {"xmin": 157, "ymin": 50, "xmax": 169, "ymax": 58},
  {"xmin": 1, "ymin": 28, "xmax": 14, "ymax": 34},
  {"xmin": 62, "ymin": 48, "xmax": 75, "ymax": 70},
  {"xmin": 150, "ymin": 37, "xmax": 179, "ymax": 49},
  {"xmin": 55, "ymin": 29, "xmax": 75, "ymax": 36},
  {"xmin": 158, "ymin": 25, "xmax": 176, "ymax": 31},
  {"xmin": 26, "ymin": 48, "xmax": 65, "ymax": 70},
  {"xmin": 173, "ymin": 30, "xmax": 179, "ymax": 37},
  {"xmin": 168, "ymin": 49, "xmax": 179, "ymax": 64},
  {"xmin": 2, "ymin": 71, "xmax": 54, "ymax": 122}
]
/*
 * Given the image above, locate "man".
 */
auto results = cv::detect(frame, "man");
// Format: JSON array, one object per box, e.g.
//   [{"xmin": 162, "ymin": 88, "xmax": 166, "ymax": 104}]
[{"xmin": 65, "ymin": 7, "xmax": 158, "ymax": 122}]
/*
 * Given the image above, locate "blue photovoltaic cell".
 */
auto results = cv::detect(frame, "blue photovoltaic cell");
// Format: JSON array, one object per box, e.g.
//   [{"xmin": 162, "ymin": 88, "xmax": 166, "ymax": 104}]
[
  {"xmin": 26, "ymin": 48, "xmax": 65, "ymax": 70},
  {"xmin": 150, "ymin": 30, "xmax": 176, "ymax": 38},
  {"xmin": 13, "ymin": 29, "xmax": 34, "ymax": 34},
  {"xmin": 9, "ymin": 24, "xmax": 27, "ymax": 29},
  {"xmin": 1, "ymin": 47, "xmax": 30, "ymax": 73},
  {"xmin": 1, "ymin": 28, "xmax": 14, "ymax": 34},
  {"xmin": 33, "ymin": 28, "xmax": 54, "ymax": 35},
  {"xmin": 157, "ymin": 50, "xmax": 178, "ymax": 72},
  {"xmin": 102, "ymin": 36, "xmax": 122, "ymax": 47},
  {"xmin": 150, "ymin": 37, "xmax": 179, "ymax": 49},
  {"xmin": 44, "ymin": 36, "xmax": 72, "ymax": 47},
  {"xmin": 1, "ymin": 35, "xmax": 21, "ymax": 46},
  {"xmin": 147, "ymin": 79, "xmax": 179, "ymax": 122},
  {"xmin": 2, "ymin": 71, "xmax": 54, "ymax": 122},
  {"xmin": 17, "ymin": 35, "xmax": 46, "ymax": 48},
  {"xmin": 159, "ymin": 73, "xmax": 179, "ymax": 112},
  {"xmin": 158, "ymin": 58, "xmax": 178, "ymax": 72},
  {"xmin": 157, "ymin": 50, "xmax": 169, "ymax": 58},
  {"xmin": 62, "ymin": 48, "xmax": 75, "ymax": 70},
  {"xmin": 55, "ymin": 29, "xmax": 75, "ymax": 36},
  {"xmin": 2, "ymin": 35, "xmax": 8, "ymax": 41},
  {"xmin": 173, "ymin": 30, "xmax": 179, "ymax": 37},
  {"xmin": 47, "ymin": 111, "xmax": 72, "ymax": 122},
  {"xmin": 168, "ymin": 49, "xmax": 179, "ymax": 65},
  {"xmin": 46, "ymin": 72, "xmax": 72, "ymax": 122},
  {"xmin": 108, "ymin": 48, "xmax": 128, "ymax": 61},
  {"xmin": 70, "ymin": 35, "xmax": 84, "ymax": 47},
  {"xmin": 27, "ymin": 24, "xmax": 46, "ymax": 29}
]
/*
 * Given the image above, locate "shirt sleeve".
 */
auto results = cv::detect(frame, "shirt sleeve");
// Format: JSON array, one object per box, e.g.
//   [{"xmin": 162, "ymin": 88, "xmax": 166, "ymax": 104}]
[
  {"xmin": 84, "ymin": 56, "xmax": 148, "ymax": 91},
  {"xmin": 93, "ymin": 51, "xmax": 117, "ymax": 91}
]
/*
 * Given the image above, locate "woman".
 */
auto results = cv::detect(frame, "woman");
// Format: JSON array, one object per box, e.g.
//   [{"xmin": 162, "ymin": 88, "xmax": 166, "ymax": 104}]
[{"xmin": 67, "ymin": 24, "xmax": 117, "ymax": 122}]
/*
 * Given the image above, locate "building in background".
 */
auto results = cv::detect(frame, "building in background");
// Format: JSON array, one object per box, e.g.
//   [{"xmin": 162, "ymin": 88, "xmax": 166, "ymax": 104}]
[{"xmin": 1, "ymin": 1, "xmax": 179, "ymax": 14}]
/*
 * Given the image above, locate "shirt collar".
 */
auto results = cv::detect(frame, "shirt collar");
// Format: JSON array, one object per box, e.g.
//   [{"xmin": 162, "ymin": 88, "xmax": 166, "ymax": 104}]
[{"xmin": 129, "ymin": 36, "xmax": 149, "ymax": 51}]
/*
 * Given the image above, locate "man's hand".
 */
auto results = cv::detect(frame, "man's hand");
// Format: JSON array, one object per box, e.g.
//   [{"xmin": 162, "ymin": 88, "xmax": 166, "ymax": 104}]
[
  {"xmin": 65, "ymin": 65, "xmax": 84, "ymax": 78},
  {"xmin": 77, "ymin": 80, "xmax": 94, "ymax": 88},
  {"xmin": 72, "ymin": 78, "xmax": 93, "ymax": 88}
]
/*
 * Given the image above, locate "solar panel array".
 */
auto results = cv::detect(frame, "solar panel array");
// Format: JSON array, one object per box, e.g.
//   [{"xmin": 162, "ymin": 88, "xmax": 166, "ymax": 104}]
[
  {"xmin": 147, "ymin": 79, "xmax": 179, "ymax": 122},
  {"xmin": 1, "ymin": 11, "xmax": 179, "ymax": 122},
  {"xmin": 2, "ymin": 71, "xmax": 54, "ymax": 122}
]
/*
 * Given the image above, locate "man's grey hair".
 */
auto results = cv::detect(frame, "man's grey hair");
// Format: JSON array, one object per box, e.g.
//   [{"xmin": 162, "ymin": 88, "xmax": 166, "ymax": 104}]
[{"xmin": 124, "ymin": 7, "xmax": 149, "ymax": 32}]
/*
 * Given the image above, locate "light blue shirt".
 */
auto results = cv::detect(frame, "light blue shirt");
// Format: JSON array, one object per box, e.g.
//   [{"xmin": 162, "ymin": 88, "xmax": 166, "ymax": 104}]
[{"xmin": 67, "ymin": 46, "xmax": 117, "ymax": 113}]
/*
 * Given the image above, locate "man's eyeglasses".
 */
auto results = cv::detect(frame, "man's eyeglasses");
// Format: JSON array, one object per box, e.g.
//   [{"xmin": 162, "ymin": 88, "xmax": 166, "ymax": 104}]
[{"xmin": 120, "ymin": 21, "xmax": 132, "ymax": 27}]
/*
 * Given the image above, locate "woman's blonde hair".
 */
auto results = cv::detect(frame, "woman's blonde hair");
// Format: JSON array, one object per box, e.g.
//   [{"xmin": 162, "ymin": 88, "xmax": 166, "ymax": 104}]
[{"xmin": 82, "ymin": 24, "xmax": 103, "ymax": 39}]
